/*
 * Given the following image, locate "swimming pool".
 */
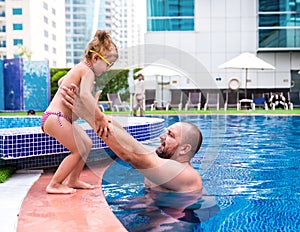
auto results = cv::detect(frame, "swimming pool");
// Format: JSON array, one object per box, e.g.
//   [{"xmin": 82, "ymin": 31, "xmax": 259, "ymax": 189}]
[
  {"xmin": 0, "ymin": 116, "xmax": 42, "ymax": 129},
  {"xmin": 102, "ymin": 115, "xmax": 300, "ymax": 231}
]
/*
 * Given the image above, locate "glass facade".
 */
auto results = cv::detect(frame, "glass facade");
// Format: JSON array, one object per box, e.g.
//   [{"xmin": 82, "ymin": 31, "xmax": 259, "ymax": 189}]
[
  {"xmin": 147, "ymin": 0, "xmax": 194, "ymax": 31},
  {"xmin": 258, "ymin": 0, "xmax": 300, "ymax": 49},
  {"xmin": 65, "ymin": 0, "xmax": 93, "ymax": 65}
]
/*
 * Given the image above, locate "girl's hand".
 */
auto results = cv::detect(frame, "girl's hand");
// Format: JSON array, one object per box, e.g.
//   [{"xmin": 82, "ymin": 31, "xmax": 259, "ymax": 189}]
[{"xmin": 96, "ymin": 114, "xmax": 113, "ymax": 138}]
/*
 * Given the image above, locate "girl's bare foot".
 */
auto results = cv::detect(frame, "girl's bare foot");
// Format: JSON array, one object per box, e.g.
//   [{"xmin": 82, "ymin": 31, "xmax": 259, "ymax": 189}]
[
  {"xmin": 46, "ymin": 183, "xmax": 76, "ymax": 194},
  {"xmin": 66, "ymin": 180, "xmax": 95, "ymax": 189}
]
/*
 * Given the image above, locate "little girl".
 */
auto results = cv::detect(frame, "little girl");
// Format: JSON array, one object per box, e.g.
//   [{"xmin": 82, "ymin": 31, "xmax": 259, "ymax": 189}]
[{"xmin": 41, "ymin": 30, "xmax": 118, "ymax": 194}]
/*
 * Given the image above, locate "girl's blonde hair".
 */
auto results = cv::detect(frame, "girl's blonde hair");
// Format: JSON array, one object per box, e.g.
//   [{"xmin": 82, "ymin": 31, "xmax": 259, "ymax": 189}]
[{"xmin": 83, "ymin": 30, "xmax": 118, "ymax": 61}]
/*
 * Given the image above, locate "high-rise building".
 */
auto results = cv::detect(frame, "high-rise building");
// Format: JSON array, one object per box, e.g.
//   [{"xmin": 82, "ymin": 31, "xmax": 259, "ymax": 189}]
[
  {"xmin": 65, "ymin": 0, "xmax": 94, "ymax": 67},
  {"xmin": 65, "ymin": 0, "xmax": 144, "ymax": 67},
  {"xmin": 0, "ymin": 0, "xmax": 144, "ymax": 68},
  {"xmin": 98, "ymin": 0, "xmax": 145, "ymax": 67},
  {"xmin": 144, "ymin": 0, "xmax": 300, "ymax": 94},
  {"xmin": 1, "ymin": 0, "xmax": 66, "ymax": 67}
]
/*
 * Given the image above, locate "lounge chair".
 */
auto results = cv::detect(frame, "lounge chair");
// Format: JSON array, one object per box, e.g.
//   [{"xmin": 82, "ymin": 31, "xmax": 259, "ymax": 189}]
[
  {"xmin": 185, "ymin": 91, "xmax": 201, "ymax": 111},
  {"xmin": 107, "ymin": 93, "xmax": 130, "ymax": 112},
  {"xmin": 145, "ymin": 89, "xmax": 157, "ymax": 111},
  {"xmin": 204, "ymin": 92, "xmax": 220, "ymax": 111},
  {"xmin": 288, "ymin": 92, "xmax": 300, "ymax": 110},
  {"xmin": 166, "ymin": 90, "xmax": 183, "ymax": 111},
  {"xmin": 251, "ymin": 93, "xmax": 268, "ymax": 110},
  {"xmin": 224, "ymin": 91, "xmax": 240, "ymax": 110},
  {"xmin": 268, "ymin": 92, "xmax": 288, "ymax": 110}
]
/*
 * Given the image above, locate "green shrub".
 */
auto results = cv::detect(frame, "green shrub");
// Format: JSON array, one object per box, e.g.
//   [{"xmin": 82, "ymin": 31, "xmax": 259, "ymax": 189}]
[
  {"xmin": 0, "ymin": 166, "xmax": 16, "ymax": 183},
  {"xmin": 50, "ymin": 68, "xmax": 70, "ymax": 99}
]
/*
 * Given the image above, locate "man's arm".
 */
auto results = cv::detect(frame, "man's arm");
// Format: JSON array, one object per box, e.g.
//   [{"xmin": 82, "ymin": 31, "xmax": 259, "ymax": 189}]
[
  {"xmin": 61, "ymin": 84, "xmax": 189, "ymax": 191},
  {"xmin": 103, "ymin": 121, "xmax": 189, "ymax": 190}
]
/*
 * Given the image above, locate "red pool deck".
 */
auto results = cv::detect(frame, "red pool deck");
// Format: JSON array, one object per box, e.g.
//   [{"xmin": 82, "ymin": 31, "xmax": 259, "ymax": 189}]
[{"xmin": 17, "ymin": 159, "xmax": 127, "ymax": 232}]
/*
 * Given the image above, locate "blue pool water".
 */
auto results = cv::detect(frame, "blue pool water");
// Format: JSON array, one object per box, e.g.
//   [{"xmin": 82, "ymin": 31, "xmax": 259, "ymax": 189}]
[
  {"xmin": 0, "ymin": 116, "xmax": 42, "ymax": 129},
  {"xmin": 102, "ymin": 115, "xmax": 300, "ymax": 232}
]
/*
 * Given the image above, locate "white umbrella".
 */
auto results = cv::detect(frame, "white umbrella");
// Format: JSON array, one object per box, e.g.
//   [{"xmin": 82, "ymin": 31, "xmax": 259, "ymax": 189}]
[
  {"xmin": 218, "ymin": 52, "xmax": 275, "ymax": 98},
  {"xmin": 135, "ymin": 64, "xmax": 183, "ymax": 77},
  {"xmin": 136, "ymin": 63, "xmax": 184, "ymax": 107}
]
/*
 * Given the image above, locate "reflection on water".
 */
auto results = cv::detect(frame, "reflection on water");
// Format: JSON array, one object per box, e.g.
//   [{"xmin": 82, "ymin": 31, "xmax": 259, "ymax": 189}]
[
  {"xmin": 103, "ymin": 158, "xmax": 220, "ymax": 231},
  {"xmin": 121, "ymin": 189, "xmax": 219, "ymax": 231},
  {"xmin": 104, "ymin": 173, "xmax": 219, "ymax": 231}
]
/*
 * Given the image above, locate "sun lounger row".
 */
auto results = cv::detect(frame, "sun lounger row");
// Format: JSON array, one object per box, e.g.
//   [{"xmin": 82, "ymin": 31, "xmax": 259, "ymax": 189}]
[{"xmin": 102, "ymin": 90, "xmax": 300, "ymax": 111}]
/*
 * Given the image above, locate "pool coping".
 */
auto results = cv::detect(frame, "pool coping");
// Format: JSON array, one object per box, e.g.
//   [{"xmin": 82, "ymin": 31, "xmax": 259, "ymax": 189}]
[{"xmin": 16, "ymin": 159, "xmax": 127, "ymax": 231}]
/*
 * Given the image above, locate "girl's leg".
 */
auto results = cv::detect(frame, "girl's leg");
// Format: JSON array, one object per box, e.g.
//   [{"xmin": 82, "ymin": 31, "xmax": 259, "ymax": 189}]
[
  {"xmin": 43, "ymin": 116, "xmax": 88, "ymax": 194},
  {"xmin": 66, "ymin": 123, "xmax": 93, "ymax": 189}
]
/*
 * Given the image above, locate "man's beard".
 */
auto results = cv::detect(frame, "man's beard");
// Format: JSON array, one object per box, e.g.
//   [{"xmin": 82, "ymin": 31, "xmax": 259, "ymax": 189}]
[
  {"xmin": 155, "ymin": 142, "xmax": 170, "ymax": 159},
  {"xmin": 155, "ymin": 147, "xmax": 164, "ymax": 158}
]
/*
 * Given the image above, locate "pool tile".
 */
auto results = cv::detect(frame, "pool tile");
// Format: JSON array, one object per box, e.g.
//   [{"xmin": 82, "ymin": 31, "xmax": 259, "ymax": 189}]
[{"xmin": 0, "ymin": 116, "xmax": 165, "ymax": 169}]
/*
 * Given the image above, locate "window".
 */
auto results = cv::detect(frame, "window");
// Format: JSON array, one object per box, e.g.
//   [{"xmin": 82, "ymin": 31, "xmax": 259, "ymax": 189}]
[
  {"xmin": 13, "ymin": 24, "xmax": 23, "ymax": 30},
  {"xmin": 43, "ymin": 2, "xmax": 48, "ymax": 10},
  {"xmin": 73, "ymin": 22, "xmax": 85, "ymax": 27},
  {"xmin": 12, "ymin": 8, "xmax": 22, "ymax": 15},
  {"xmin": 44, "ymin": 16, "xmax": 48, "ymax": 24},
  {"xmin": 258, "ymin": 0, "xmax": 300, "ymax": 49},
  {"xmin": 73, "ymin": 14, "xmax": 85, "ymax": 20},
  {"xmin": 0, "ymin": 40, "xmax": 6, "ymax": 47},
  {"xmin": 74, "ymin": 0, "xmax": 85, "ymax": 4},
  {"xmin": 0, "ymin": 25, "xmax": 6, "ymax": 32},
  {"xmin": 148, "ymin": 18, "xmax": 194, "ymax": 31},
  {"xmin": 147, "ymin": 0, "xmax": 194, "ymax": 31},
  {"xmin": 13, "ymin": 39, "xmax": 23, "ymax": 46}
]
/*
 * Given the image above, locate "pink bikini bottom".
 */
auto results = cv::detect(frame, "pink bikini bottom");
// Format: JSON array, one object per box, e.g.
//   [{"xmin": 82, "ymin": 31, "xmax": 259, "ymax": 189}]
[{"xmin": 41, "ymin": 111, "xmax": 72, "ymax": 132}]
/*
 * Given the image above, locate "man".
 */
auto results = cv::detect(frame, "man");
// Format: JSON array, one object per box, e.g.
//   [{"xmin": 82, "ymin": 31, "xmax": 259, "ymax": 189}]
[
  {"xmin": 269, "ymin": 92, "xmax": 287, "ymax": 109},
  {"xmin": 133, "ymin": 73, "xmax": 145, "ymax": 116},
  {"xmin": 60, "ymin": 84, "xmax": 203, "ymax": 192},
  {"xmin": 27, "ymin": 109, "xmax": 36, "ymax": 115}
]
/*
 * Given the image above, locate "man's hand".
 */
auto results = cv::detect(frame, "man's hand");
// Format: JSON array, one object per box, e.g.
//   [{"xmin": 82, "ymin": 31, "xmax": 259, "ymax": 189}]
[
  {"xmin": 60, "ymin": 83, "xmax": 113, "ymax": 137},
  {"xmin": 60, "ymin": 84, "xmax": 78, "ymax": 111},
  {"xmin": 60, "ymin": 83, "xmax": 97, "ymax": 126}
]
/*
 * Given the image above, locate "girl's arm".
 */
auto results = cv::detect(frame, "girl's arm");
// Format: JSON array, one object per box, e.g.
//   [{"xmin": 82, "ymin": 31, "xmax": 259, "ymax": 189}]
[
  {"xmin": 58, "ymin": 76, "xmax": 65, "ymax": 87},
  {"xmin": 79, "ymin": 71, "xmax": 112, "ymax": 136}
]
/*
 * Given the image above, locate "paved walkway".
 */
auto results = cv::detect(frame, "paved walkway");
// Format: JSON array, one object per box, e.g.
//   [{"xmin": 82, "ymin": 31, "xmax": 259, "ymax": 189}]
[
  {"xmin": 0, "ymin": 170, "xmax": 43, "ymax": 232},
  {"xmin": 1, "ymin": 159, "xmax": 126, "ymax": 232}
]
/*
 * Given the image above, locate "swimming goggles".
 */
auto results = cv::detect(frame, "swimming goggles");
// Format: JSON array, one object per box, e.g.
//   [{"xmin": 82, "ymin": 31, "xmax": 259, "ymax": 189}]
[{"xmin": 89, "ymin": 49, "xmax": 114, "ymax": 68}]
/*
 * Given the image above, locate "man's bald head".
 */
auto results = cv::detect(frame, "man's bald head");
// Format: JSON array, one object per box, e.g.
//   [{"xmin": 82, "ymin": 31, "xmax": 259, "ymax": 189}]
[{"xmin": 179, "ymin": 122, "xmax": 203, "ymax": 154}]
